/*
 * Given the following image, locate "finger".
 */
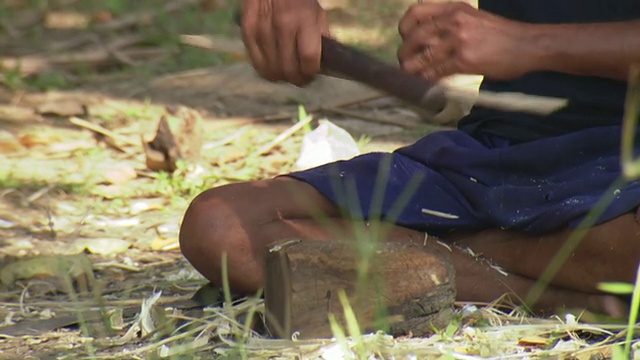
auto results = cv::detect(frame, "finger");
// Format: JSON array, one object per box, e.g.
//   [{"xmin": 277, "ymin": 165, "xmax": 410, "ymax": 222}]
[
  {"xmin": 398, "ymin": 2, "xmax": 457, "ymax": 39},
  {"xmin": 241, "ymin": 1, "xmax": 281, "ymax": 81},
  {"xmin": 402, "ymin": 44, "xmax": 434, "ymax": 74},
  {"xmin": 296, "ymin": 22, "xmax": 322, "ymax": 85},
  {"xmin": 256, "ymin": 17, "xmax": 283, "ymax": 81},
  {"xmin": 397, "ymin": 21, "xmax": 442, "ymax": 65},
  {"xmin": 408, "ymin": 40, "xmax": 455, "ymax": 74},
  {"xmin": 319, "ymin": 10, "xmax": 331, "ymax": 37},
  {"xmin": 273, "ymin": 14, "xmax": 305, "ymax": 85},
  {"xmin": 240, "ymin": 3, "xmax": 269, "ymax": 78},
  {"xmin": 401, "ymin": 34, "xmax": 456, "ymax": 74},
  {"xmin": 422, "ymin": 58, "xmax": 460, "ymax": 82}
]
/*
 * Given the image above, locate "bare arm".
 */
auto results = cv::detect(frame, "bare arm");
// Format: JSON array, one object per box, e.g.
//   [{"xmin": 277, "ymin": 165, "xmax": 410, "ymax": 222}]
[{"xmin": 529, "ymin": 21, "xmax": 640, "ymax": 81}]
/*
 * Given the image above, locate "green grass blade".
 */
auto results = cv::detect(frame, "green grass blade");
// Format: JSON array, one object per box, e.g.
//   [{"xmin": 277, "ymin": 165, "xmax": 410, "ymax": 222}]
[
  {"xmin": 621, "ymin": 64, "xmax": 640, "ymax": 179},
  {"xmin": 623, "ymin": 263, "xmax": 640, "ymax": 357}
]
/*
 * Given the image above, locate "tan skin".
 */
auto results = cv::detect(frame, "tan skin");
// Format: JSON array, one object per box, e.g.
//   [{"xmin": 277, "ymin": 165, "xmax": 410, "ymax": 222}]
[
  {"xmin": 180, "ymin": 0, "xmax": 640, "ymax": 317},
  {"xmin": 396, "ymin": 2, "xmax": 640, "ymax": 81},
  {"xmin": 240, "ymin": 0, "xmax": 329, "ymax": 86}
]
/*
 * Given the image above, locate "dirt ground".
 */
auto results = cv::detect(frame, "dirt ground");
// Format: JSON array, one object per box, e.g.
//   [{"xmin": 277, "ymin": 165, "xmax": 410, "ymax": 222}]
[{"xmin": 0, "ymin": 0, "xmax": 468, "ymax": 358}]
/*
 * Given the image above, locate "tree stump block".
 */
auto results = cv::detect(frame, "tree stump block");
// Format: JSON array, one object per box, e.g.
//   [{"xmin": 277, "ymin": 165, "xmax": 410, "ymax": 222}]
[{"xmin": 264, "ymin": 239, "xmax": 456, "ymax": 339}]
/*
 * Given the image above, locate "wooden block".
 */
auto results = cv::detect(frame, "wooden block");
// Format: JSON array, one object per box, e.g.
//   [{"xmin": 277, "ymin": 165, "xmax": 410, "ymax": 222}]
[{"xmin": 264, "ymin": 239, "xmax": 456, "ymax": 339}]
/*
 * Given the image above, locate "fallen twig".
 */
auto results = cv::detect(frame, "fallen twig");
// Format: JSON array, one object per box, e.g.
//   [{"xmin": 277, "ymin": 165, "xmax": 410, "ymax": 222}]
[
  {"xmin": 0, "ymin": 10, "xmax": 43, "ymax": 35},
  {"xmin": 45, "ymin": 33, "xmax": 100, "ymax": 52},
  {"xmin": 0, "ymin": 34, "xmax": 153, "ymax": 76},
  {"xmin": 254, "ymin": 115, "xmax": 314, "ymax": 156},
  {"xmin": 180, "ymin": 34, "xmax": 246, "ymax": 57},
  {"xmin": 202, "ymin": 126, "xmax": 249, "ymax": 150},
  {"xmin": 0, "ymin": 19, "xmax": 19, "ymax": 39},
  {"xmin": 68, "ymin": 116, "xmax": 136, "ymax": 152}
]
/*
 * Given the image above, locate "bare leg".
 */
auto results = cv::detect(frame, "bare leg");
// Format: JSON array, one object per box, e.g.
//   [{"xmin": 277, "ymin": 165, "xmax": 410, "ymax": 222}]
[
  {"xmin": 447, "ymin": 214, "xmax": 640, "ymax": 293},
  {"xmin": 179, "ymin": 177, "xmax": 634, "ymax": 316}
]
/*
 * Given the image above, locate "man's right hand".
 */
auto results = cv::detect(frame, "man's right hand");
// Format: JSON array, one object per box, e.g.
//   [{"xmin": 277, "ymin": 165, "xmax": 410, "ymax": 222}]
[{"xmin": 241, "ymin": 0, "xmax": 329, "ymax": 86}]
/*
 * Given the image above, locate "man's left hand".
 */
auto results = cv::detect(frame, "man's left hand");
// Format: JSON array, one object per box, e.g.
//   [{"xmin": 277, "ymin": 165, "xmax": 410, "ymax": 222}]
[{"xmin": 398, "ymin": 2, "xmax": 535, "ymax": 82}]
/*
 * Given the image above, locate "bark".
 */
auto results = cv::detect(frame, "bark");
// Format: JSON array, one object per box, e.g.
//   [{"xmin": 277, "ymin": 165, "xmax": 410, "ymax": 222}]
[{"xmin": 264, "ymin": 239, "xmax": 456, "ymax": 339}]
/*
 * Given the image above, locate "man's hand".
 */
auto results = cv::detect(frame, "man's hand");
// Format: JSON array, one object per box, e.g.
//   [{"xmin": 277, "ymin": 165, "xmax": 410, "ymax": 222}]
[
  {"xmin": 241, "ymin": 0, "xmax": 329, "ymax": 86},
  {"xmin": 397, "ymin": 2, "xmax": 534, "ymax": 82}
]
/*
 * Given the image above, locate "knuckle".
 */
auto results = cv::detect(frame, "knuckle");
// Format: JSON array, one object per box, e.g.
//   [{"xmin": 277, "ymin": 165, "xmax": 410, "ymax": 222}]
[
  {"xmin": 398, "ymin": 23, "xmax": 406, "ymax": 38},
  {"xmin": 299, "ymin": 46, "xmax": 319, "ymax": 63},
  {"xmin": 398, "ymin": 21, "xmax": 410, "ymax": 38},
  {"xmin": 274, "ymin": 14, "xmax": 297, "ymax": 30},
  {"xmin": 241, "ymin": 16, "xmax": 258, "ymax": 35},
  {"xmin": 456, "ymin": 49, "xmax": 472, "ymax": 67},
  {"xmin": 407, "ymin": 3, "xmax": 421, "ymax": 15},
  {"xmin": 450, "ymin": 10, "xmax": 467, "ymax": 26},
  {"xmin": 404, "ymin": 60, "xmax": 420, "ymax": 74},
  {"xmin": 435, "ymin": 63, "xmax": 448, "ymax": 75},
  {"xmin": 299, "ymin": 57, "xmax": 319, "ymax": 77}
]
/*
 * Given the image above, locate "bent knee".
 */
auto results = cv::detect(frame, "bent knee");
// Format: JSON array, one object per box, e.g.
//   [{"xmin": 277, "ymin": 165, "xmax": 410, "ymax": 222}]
[
  {"xmin": 179, "ymin": 182, "xmax": 269, "ymax": 292},
  {"xmin": 179, "ymin": 185, "xmax": 242, "ymax": 266}
]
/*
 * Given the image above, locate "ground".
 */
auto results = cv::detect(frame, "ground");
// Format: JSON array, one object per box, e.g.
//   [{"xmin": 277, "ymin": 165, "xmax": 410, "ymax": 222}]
[{"xmin": 0, "ymin": 1, "xmax": 635, "ymax": 359}]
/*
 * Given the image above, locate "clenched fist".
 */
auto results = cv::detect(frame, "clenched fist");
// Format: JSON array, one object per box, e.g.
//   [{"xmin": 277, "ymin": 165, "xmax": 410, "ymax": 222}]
[
  {"xmin": 241, "ymin": 0, "xmax": 330, "ymax": 86},
  {"xmin": 398, "ymin": 2, "xmax": 536, "ymax": 82}
]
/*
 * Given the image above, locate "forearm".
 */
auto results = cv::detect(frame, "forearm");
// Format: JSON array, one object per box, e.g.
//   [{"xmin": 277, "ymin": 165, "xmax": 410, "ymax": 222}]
[{"xmin": 525, "ymin": 20, "xmax": 640, "ymax": 81}]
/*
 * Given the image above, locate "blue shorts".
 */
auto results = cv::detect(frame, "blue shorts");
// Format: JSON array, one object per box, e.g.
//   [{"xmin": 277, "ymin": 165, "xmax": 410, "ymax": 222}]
[{"xmin": 288, "ymin": 126, "xmax": 640, "ymax": 235}]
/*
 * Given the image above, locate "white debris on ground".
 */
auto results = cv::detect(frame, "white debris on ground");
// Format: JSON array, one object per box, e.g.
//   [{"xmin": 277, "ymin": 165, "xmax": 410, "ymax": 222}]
[{"xmin": 294, "ymin": 120, "xmax": 361, "ymax": 171}]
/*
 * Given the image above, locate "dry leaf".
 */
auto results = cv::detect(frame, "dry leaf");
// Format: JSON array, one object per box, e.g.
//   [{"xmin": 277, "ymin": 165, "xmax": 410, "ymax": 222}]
[
  {"xmin": 36, "ymin": 100, "xmax": 85, "ymax": 117},
  {"xmin": 129, "ymin": 200, "xmax": 163, "ymax": 215},
  {"xmin": 0, "ymin": 130, "xmax": 24, "ymax": 153},
  {"xmin": 150, "ymin": 237, "xmax": 179, "ymax": 251},
  {"xmin": 49, "ymin": 139, "xmax": 96, "ymax": 153},
  {"xmin": 91, "ymin": 184, "xmax": 125, "ymax": 199},
  {"xmin": 0, "ymin": 254, "xmax": 95, "ymax": 293},
  {"xmin": 92, "ymin": 10, "xmax": 113, "ymax": 23},
  {"xmin": 0, "ymin": 105, "xmax": 43, "ymax": 123},
  {"xmin": 143, "ymin": 107, "xmax": 203, "ymax": 172},
  {"xmin": 101, "ymin": 164, "xmax": 137, "ymax": 185},
  {"xmin": 518, "ymin": 335, "xmax": 552, "ymax": 347},
  {"xmin": 19, "ymin": 131, "xmax": 63, "ymax": 148},
  {"xmin": 44, "ymin": 11, "xmax": 89, "ymax": 29},
  {"xmin": 215, "ymin": 144, "xmax": 247, "ymax": 165},
  {"xmin": 70, "ymin": 238, "xmax": 132, "ymax": 256}
]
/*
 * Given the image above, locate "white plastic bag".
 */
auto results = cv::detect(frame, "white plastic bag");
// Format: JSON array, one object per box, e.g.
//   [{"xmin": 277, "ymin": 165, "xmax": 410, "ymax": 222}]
[{"xmin": 293, "ymin": 119, "xmax": 361, "ymax": 171}]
